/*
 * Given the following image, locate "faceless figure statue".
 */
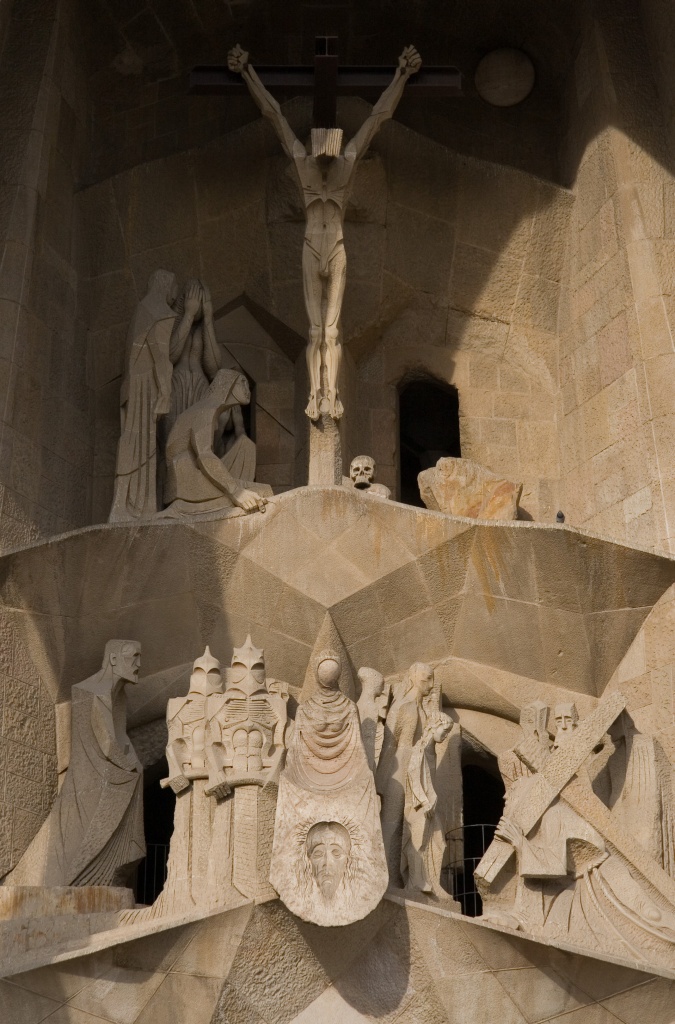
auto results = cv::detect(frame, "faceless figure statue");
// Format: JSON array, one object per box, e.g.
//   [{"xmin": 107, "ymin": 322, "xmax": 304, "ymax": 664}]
[
  {"xmin": 306, "ymin": 821, "xmax": 351, "ymax": 899},
  {"xmin": 552, "ymin": 703, "xmax": 579, "ymax": 750},
  {"xmin": 357, "ymin": 666, "xmax": 389, "ymax": 771},
  {"xmin": 345, "ymin": 455, "xmax": 391, "ymax": 500},
  {"xmin": 498, "ymin": 701, "xmax": 551, "ymax": 792},
  {"xmin": 228, "ymin": 44, "xmax": 421, "ymax": 422}
]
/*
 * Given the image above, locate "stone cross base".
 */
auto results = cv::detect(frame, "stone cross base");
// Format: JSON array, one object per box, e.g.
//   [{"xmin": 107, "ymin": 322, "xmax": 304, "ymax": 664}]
[{"xmin": 308, "ymin": 410, "xmax": 342, "ymax": 486}]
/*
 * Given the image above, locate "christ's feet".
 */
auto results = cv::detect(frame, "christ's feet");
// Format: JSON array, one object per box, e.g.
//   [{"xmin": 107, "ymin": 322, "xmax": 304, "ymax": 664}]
[{"xmin": 305, "ymin": 392, "xmax": 320, "ymax": 420}]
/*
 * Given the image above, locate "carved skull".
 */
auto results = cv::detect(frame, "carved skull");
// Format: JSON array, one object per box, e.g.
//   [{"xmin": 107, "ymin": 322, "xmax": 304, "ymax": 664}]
[
  {"xmin": 350, "ymin": 455, "xmax": 376, "ymax": 490},
  {"xmin": 307, "ymin": 821, "xmax": 351, "ymax": 899}
]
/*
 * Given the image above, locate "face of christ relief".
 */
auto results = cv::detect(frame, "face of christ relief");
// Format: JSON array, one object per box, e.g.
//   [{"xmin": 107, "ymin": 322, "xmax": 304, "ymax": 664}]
[{"xmin": 306, "ymin": 821, "xmax": 351, "ymax": 898}]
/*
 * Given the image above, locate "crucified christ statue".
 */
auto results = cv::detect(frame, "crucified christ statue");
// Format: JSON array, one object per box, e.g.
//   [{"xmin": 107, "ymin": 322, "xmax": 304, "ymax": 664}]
[{"xmin": 228, "ymin": 43, "xmax": 422, "ymax": 421}]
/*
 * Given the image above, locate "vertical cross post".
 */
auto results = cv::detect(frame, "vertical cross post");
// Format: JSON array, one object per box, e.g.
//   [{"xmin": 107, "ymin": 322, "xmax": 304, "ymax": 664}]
[{"xmin": 313, "ymin": 36, "xmax": 338, "ymax": 128}]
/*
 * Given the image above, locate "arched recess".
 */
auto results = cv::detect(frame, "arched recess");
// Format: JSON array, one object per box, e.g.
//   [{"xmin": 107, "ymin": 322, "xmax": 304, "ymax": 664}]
[
  {"xmin": 447, "ymin": 727, "xmax": 506, "ymax": 918},
  {"xmin": 134, "ymin": 754, "xmax": 175, "ymax": 906},
  {"xmin": 398, "ymin": 375, "xmax": 461, "ymax": 507}
]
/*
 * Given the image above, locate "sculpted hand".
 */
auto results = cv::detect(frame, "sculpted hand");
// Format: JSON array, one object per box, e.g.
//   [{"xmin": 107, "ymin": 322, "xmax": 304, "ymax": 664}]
[
  {"xmin": 154, "ymin": 389, "xmax": 171, "ymax": 417},
  {"xmin": 398, "ymin": 45, "xmax": 422, "ymax": 76},
  {"xmin": 184, "ymin": 280, "xmax": 201, "ymax": 318},
  {"xmin": 424, "ymin": 796, "xmax": 437, "ymax": 819},
  {"xmin": 162, "ymin": 773, "xmax": 190, "ymax": 794},
  {"xmin": 228, "ymin": 44, "xmax": 249, "ymax": 74},
  {"xmin": 201, "ymin": 281, "xmax": 213, "ymax": 318},
  {"xmin": 233, "ymin": 487, "xmax": 268, "ymax": 513},
  {"xmin": 495, "ymin": 816, "xmax": 523, "ymax": 850},
  {"xmin": 205, "ymin": 770, "xmax": 230, "ymax": 799}
]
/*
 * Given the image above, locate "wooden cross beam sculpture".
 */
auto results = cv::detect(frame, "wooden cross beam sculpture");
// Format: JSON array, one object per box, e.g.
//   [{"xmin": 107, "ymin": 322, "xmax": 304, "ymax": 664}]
[{"xmin": 190, "ymin": 41, "xmax": 461, "ymax": 427}]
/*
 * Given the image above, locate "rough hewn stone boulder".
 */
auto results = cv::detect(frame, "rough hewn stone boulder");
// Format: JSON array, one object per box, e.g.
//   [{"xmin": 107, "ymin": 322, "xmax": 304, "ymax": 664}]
[{"xmin": 418, "ymin": 457, "xmax": 522, "ymax": 520}]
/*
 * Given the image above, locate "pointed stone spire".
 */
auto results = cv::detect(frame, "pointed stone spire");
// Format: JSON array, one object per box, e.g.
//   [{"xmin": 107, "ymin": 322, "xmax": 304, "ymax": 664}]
[{"xmin": 301, "ymin": 612, "xmax": 355, "ymax": 700}]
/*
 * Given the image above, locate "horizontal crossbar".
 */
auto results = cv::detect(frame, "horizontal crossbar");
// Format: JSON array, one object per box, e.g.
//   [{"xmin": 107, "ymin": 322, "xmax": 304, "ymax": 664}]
[{"xmin": 190, "ymin": 65, "xmax": 462, "ymax": 97}]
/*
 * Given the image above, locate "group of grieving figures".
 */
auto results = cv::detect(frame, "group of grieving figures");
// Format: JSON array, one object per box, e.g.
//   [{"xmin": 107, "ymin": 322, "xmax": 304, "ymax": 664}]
[
  {"xmin": 119, "ymin": 641, "xmax": 457, "ymax": 928},
  {"xmin": 109, "ymin": 272, "xmax": 270, "ymax": 524}
]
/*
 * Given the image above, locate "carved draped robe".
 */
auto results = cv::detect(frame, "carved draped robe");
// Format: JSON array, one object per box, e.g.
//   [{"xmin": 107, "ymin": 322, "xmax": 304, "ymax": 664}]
[
  {"xmin": 286, "ymin": 691, "xmax": 366, "ymax": 791},
  {"xmin": 6, "ymin": 677, "xmax": 145, "ymax": 887}
]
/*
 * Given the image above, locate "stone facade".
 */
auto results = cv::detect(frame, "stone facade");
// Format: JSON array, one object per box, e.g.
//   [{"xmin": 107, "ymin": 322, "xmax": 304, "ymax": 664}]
[{"xmin": 2, "ymin": 1, "xmax": 675, "ymax": 1021}]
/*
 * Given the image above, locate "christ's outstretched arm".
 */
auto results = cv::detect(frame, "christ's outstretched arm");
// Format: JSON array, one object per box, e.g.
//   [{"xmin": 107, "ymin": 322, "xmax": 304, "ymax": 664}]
[
  {"xmin": 344, "ymin": 46, "xmax": 422, "ymax": 162},
  {"xmin": 228, "ymin": 44, "xmax": 305, "ymax": 161}
]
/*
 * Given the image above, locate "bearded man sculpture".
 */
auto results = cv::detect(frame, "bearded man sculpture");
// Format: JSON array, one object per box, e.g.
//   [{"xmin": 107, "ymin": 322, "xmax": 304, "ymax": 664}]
[
  {"xmin": 6, "ymin": 642, "xmax": 144, "ymax": 888},
  {"xmin": 228, "ymin": 43, "xmax": 421, "ymax": 421}
]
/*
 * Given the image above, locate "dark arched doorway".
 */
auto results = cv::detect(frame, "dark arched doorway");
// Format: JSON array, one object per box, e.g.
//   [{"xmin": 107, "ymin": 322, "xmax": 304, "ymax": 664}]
[
  {"xmin": 134, "ymin": 756, "xmax": 175, "ymax": 906},
  {"xmin": 451, "ymin": 760, "xmax": 505, "ymax": 917},
  {"xmin": 398, "ymin": 377, "xmax": 461, "ymax": 506}
]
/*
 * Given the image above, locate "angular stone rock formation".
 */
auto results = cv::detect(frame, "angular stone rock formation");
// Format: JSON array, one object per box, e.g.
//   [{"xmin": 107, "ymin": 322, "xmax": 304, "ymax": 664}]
[{"xmin": 418, "ymin": 457, "xmax": 522, "ymax": 520}]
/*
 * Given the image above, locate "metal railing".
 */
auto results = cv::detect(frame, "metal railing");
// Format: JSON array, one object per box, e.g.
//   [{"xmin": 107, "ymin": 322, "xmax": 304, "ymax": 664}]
[
  {"xmin": 134, "ymin": 843, "xmax": 170, "ymax": 906},
  {"xmin": 447, "ymin": 823, "xmax": 496, "ymax": 917}
]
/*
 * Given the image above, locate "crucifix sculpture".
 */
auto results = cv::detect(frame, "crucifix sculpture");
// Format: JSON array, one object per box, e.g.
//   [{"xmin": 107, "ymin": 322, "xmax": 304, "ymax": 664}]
[{"xmin": 192, "ymin": 42, "xmax": 460, "ymax": 424}]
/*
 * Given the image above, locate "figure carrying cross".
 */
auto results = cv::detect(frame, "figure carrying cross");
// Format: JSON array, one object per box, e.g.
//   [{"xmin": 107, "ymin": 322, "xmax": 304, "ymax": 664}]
[{"xmin": 227, "ymin": 43, "xmax": 422, "ymax": 421}]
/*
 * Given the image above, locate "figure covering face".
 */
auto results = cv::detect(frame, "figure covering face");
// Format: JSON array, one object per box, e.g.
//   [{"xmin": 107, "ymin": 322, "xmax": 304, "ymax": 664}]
[
  {"xmin": 165, "ymin": 278, "xmax": 222, "ymax": 436},
  {"xmin": 376, "ymin": 662, "xmax": 437, "ymax": 885},
  {"xmin": 270, "ymin": 651, "xmax": 388, "ymax": 926},
  {"xmin": 109, "ymin": 270, "xmax": 177, "ymax": 521},
  {"xmin": 229, "ymin": 44, "xmax": 421, "ymax": 422},
  {"xmin": 162, "ymin": 369, "xmax": 271, "ymax": 518},
  {"xmin": 6, "ymin": 642, "xmax": 144, "ymax": 887}
]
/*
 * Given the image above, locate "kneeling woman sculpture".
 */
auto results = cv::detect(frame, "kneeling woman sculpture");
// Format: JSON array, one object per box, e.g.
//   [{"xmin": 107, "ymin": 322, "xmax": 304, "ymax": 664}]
[{"xmin": 270, "ymin": 651, "xmax": 388, "ymax": 926}]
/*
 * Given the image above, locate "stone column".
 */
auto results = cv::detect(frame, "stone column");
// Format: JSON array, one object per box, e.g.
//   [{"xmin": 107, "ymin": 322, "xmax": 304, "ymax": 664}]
[{"xmin": 307, "ymin": 360, "xmax": 342, "ymax": 485}]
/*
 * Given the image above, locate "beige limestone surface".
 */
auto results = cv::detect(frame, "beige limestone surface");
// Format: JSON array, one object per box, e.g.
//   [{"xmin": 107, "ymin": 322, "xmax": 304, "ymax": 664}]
[{"xmin": 1, "ymin": 896, "xmax": 674, "ymax": 1023}]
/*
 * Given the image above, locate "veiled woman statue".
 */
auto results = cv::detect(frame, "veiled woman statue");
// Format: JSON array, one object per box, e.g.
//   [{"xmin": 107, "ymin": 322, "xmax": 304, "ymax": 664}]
[
  {"xmin": 162, "ymin": 369, "xmax": 270, "ymax": 517},
  {"xmin": 270, "ymin": 651, "xmax": 388, "ymax": 926}
]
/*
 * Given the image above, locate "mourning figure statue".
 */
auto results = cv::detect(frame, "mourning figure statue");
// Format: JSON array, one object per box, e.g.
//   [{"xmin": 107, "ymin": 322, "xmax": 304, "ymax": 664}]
[
  {"xmin": 162, "ymin": 369, "xmax": 271, "ymax": 517},
  {"xmin": 376, "ymin": 662, "xmax": 436, "ymax": 885},
  {"xmin": 165, "ymin": 278, "xmax": 222, "ymax": 437},
  {"xmin": 109, "ymin": 271, "xmax": 177, "ymax": 521},
  {"xmin": 402, "ymin": 709, "xmax": 454, "ymax": 896}
]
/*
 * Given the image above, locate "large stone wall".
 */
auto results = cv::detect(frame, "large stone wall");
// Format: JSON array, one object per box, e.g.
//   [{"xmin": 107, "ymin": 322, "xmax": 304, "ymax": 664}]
[
  {"xmin": 351, "ymin": 126, "xmax": 570, "ymax": 513},
  {"xmin": 0, "ymin": 0, "xmax": 93, "ymax": 552},
  {"xmin": 557, "ymin": 3, "xmax": 675, "ymax": 553},
  {"xmin": 76, "ymin": 0, "xmax": 582, "ymax": 188}
]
